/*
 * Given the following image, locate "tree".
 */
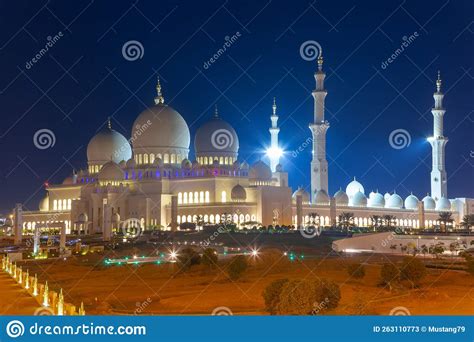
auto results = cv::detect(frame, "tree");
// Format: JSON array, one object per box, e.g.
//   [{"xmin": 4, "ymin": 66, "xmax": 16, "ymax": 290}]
[
  {"xmin": 347, "ymin": 263, "xmax": 365, "ymax": 280},
  {"xmin": 338, "ymin": 212, "xmax": 355, "ymax": 231},
  {"xmin": 461, "ymin": 214, "xmax": 474, "ymax": 230},
  {"xmin": 430, "ymin": 244, "xmax": 445, "ymax": 258},
  {"xmin": 380, "ymin": 263, "xmax": 399, "ymax": 291},
  {"xmin": 438, "ymin": 212, "xmax": 453, "ymax": 232},
  {"xmin": 370, "ymin": 215, "xmax": 383, "ymax": 230},
  {"xmin": 400, "ymin": 256, "xmax": 426, "ymax": 288},
  {"xmin": 227, "ymin": 255, "xmax": 248, "ymax": 281},
  {"xmin": 201, "ymin": 248, "xmax": 218, "ymax": 269},
  {"xmin": 382, "ymin": 215, "xmax": 396, "ymax": 229},
  {"xmin": 277, "ymin": 278, "xmax": 341, "ymax": 315},
  {"xmin": 177, "ymin": 247, "xmax": 201, "ymax": 271},
  {"xmin": 262, "ymin": 279, "xmax": 289, "ymax": 315}
]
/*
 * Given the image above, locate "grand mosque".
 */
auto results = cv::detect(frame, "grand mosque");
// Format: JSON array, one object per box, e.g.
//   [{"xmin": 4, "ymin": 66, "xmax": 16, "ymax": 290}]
[{"xmin": 11, "ymin": 55, "xmax": 474, "ymax": 239}]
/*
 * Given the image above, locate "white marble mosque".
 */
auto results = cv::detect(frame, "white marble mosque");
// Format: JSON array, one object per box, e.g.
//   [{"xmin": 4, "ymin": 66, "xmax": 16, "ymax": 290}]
[{"xmin": 9, "ymin": 55, "xmax": 474, "ymax": 242}]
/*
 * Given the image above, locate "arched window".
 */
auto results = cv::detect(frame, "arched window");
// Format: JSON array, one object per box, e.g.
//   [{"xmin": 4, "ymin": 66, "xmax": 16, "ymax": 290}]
[
  {"xmin": 58, "ymin": 200, "xmax": 63, "ymax": 211},
  {"xmin": 150, "ymin": 154, "xmax": 155, "ymax": 164},
  {"xmin": 225, "ymin": 157, "xmax": 228, "ymax": 165},
  {"xmin": 204, "ymin": 214, "xmax": 209, "ymax": 223},
  {"xmin": 53, "ymin": 200, "xmax": 58, "ymax": 211},
  {"xmin": 164, "ymin": 153, "xmax": 169, "ymax": 164},
  {"xmin": 221, "ymin": 191, "xmax": 227, "ymax": 203},
  {"xmin": 171, "ymin": 154, "xmax": 176, "ymax": 164},
  {"xmin": 144, "ymin": 154, "xmax": 149, "ymax": 164},
  {"xmin": 251, "ymin": 214, "xmax": 256, "ymax": 221},
  {"xmin": 239, "ymin": 214, "xmax": 244, "ymax": 223},
  {"xmin": 67, "ymin": 199, "xmax": 72, "ymax": 210},
  {"xmin": 188, "ymin": 192, "xmax": 193, "ymax": 204},
  {"xmin": 204, "ymin": 157, "xmax": 208, "ymax": 165},
  {"xmin": 205, "ymin": 191, "xmax": 210, "ymax": 203},
  {"xmin": 183, "ymin": 192, "xmax": 188, "ymax": 204},
  {"xmin": 219, "ymin": 156, "xmax": 224, "ymax": 164},
  {"xmin": 178, "ymin": 192, "xmax": 182, "ymax": 205},
  {"xmin": 177, "ymin": 216, "xmax": 181, "ymax": 224},
  {"xmin": 215, "ymin": 215, "xmax": 220, "ymax": 224},
  {"xmin": 199, "ymin": 191, "xmax": 204, "ymax": 203},
  {"xmin": 187, "ymin": 215, "xmax": 192, "ymax": 223},
  {"xmin": 138, "ymin": 154, "xmax": 142, "ymax": 164},
  {"xmin": 157, "ymin": 153, "xmax": 162, "ymax": 160},
  {"xmin": 194, "ymin": 192, "xmax": 199, "ymax": 204},
  {"xmin": 181, "ymin": 215, "xmax": 186, "ymax": 223}
]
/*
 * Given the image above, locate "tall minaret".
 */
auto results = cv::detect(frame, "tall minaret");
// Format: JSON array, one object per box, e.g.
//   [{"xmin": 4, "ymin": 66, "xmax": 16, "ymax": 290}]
[
  {"xmin": 309, "ymin": 55, "xmax": 330, "ymax": 202},
  {"xmin": 268, "ymin": 97, "xmax": 280, "ymax": 172},
  {"xmin": 429, "ymin": 71, "xmax": 448, "ymax": 201}
]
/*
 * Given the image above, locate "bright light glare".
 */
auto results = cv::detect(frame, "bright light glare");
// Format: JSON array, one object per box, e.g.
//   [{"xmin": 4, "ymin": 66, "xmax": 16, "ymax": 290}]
[
  {"xmin": 266, "ymin": 147, "xmax": 283, "ymax": 158},
  {"xmin": 170, "ymin": 251, "xmax": 177, "ymax": 259},
  {"xmin": 251, "ymin": 249, "xmax": 258, "ymax": 257}
]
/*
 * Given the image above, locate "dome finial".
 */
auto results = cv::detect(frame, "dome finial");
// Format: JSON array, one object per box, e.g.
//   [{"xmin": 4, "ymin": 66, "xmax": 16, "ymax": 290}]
[
  {"xmin": 317, "ymin": 53, "xmax": 324, "ymax": 71},
  {"xmin": 272, "ymin": 97, "xmax": 277, "ymax": 115},
  {"xmin": 214, "ymin": 104, "xmax": 219, "ymax": 118},
  {"xmin": 436, "ymin": 70, "xmax": 442, "ymax": 92},
  {"xmin": 107, "ymin": 117, "xmax": 112, "ymax": 130},
  {"xmin": 154, "ymin": 76, "xmax": 165, "ymax": 105}
]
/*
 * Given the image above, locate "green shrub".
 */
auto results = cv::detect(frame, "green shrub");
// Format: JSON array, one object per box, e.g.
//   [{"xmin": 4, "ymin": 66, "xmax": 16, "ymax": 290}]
[
  {"xmin": 347, "ymin": 263, "xmax": 365, "ymax": 279},
  {"xmin": 400, "ymin": 256, "xmax": 426, "ymax": 288},
  {"xmin": 177, "ymin": 247, "xmax": 201, "ymax": 271},
  {"xmin": 380, "ymin": 263, "xmax": 399, "ymax": 290},
  {"xmin": 262, "ymin": 279, "xmax": 289, "ymax": 314},
  {"xmin": 201, "ymin": 248, "xmax": 218, "ymax": 269},
  {"xmin": 227, "ymin": 255, "xmax": 248, "ymax": 281}
]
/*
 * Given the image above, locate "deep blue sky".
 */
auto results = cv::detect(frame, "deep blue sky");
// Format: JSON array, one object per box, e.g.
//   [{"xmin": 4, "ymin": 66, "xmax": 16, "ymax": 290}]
[{"xmin": 0, "ymin": 0, "xmax": 473, "ymax": 212}]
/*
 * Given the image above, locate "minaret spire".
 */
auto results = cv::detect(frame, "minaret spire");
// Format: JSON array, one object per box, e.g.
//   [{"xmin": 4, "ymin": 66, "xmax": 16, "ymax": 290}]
[
  {"xmin": 428, "ymin": 70, "xmax": 448, "ymax": 201},
  {"xmin": 268, "ymin": 97, "xmax": 281, "ymax": 172},
  {"xmin": 154, "ymin": 76, "xmax": 165, "ymax": 105},
  {"xmin": 107, "ymin": 117, "xmax": 112, "ymax": 130},
  {"xmin": 309, "ymin": 52, "xmax": 330, "ymax": 202},
  {"xmin": 214, "ymin": 104, "xmax": 219, "ymax": 118}
]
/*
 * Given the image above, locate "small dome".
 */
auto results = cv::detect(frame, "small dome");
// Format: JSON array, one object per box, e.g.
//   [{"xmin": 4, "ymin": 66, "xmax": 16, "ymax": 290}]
[
  {"xmin": 194, "ymin": 109, "xmax": 239, "ymax": 158},
  {"xmin": 39, "ymin": 194, "xmax": 49, "ymax": 212},
  {"xmin": 62, "ymin": 176, "xmax": 75, "ymax": 185},
  {"xmin": 77, "ymin": 213, "xmax": 88, "ymax": 223},
  {"xmin": 153, "ymin": 157, "xmax": 164, "ymax": 168},
  {"xmin": 387, "ymin": 193, "xmax": 403, "ymax": 209},
  {"xmin": 384, "ymin": 192, "xmax": 391, "ymax": 202},
  {"xmin": 231, "ymin": 184, "xmax": 246, "ymax": 201},
  {"xmin": 422, "ymin": 195, "xmax": 436, "ymax": 210},
  {"xmin": 404, "ymin": 194, "xmax": 419, "ymax": 209},
  {"xmin": 314, "ymin": 189, "xmax": 330, "ymax": 205},
  {"xmin": 181, "ymin": 159, "xmax": 192, "ymax": 169},
  {"xmin": 369, "ymin": 191, "xmax": 376, "ymax": 200},
  {"xmin": 436, "ymin": 197, "xmax": 451, "ymax": 211},
  {"xmin": 346, "ymin": 177, "xmax": 364, "ymax": 200},
  {"xmin": 292, "ymin": 187, "xmax": 310, "ymax": 204},
  {"xmin": 351, "ymin": 191, "xmax": 367, "ymax": 207},
  {"xmin": 119, "ymin": 160, "xmax": 127, "ymax": 168},
  {"xmin": 87, "ymin": 122, "xmax": 132, "ymax": 166},
  {"xmin": 275, "ymin": 164, "xmax": 283, "ymax": 172},
  {"xmin": 249, "ymin": 160, "xmax": 272, "ymax": 180},
  {"xmin": 368, "ymin": 192, "xmax": 385, "ymax": 208},
  {"xmin": 126, "ymin": 158, "xmax": 136, "ymax": 168},
  {"xmin": 334, "ymin": 188, "xmax": 349, "ymax": 205},
  {"xmin": 241, "ymin": 161, "xmax": 249, "ymax": 170},
  {"xmin": 98, "ymin": 161, "xmax": 123, "ymax": 181}
]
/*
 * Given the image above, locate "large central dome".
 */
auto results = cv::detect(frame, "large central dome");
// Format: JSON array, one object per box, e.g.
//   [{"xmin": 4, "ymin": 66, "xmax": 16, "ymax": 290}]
[{"xmin": 131, "ymin": 79, "xmax": 190, "ymax": 165}]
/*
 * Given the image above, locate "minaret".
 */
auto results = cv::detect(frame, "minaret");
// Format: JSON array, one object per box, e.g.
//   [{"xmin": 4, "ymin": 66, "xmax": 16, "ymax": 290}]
[
  {"xmin": 428, "ymin": 71, "xmax": 448, "ymax": 201},
  {"xmin": 268, "ymin": 97, "xmax": 281, "ymax": 172},
  {"xmin": 154, "ymin": 76, "xmax": 164, "ymax": 105},
  {"xmin": 309, "ymin": 55, "xmax": 330, "ymax": 202}
]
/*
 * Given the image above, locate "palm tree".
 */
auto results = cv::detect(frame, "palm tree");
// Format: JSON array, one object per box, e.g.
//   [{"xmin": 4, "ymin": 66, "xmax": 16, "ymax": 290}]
[
  {"xmin": 338, "ymin": 212, "xmax": 355, "ymax": 232},
  {"xmin": 461, "ymin": 214, "xmax": 474, "ymax": 230},
  {"xmin": 382, "ymin": 215, "xmax": 396, "ymax": 229},
  {"xmin": 438, "ymin": 212, "xmax": 453, "ymax": 233},
  {"xmin": 370, "ymin": 215, "xmax": 382, "ymax": 231}
]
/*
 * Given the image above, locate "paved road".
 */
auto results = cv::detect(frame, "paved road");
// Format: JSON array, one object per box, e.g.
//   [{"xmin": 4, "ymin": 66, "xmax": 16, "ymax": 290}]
[{"xmin": 0, "ymin": 272, "xmax": 39, "ymax": 315}]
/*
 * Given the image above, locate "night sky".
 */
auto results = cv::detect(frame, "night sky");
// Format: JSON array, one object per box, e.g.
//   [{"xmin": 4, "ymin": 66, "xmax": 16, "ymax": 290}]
[{"xmin": 0, "ymin": 0, "xmax": 473, "ymax": 213}]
